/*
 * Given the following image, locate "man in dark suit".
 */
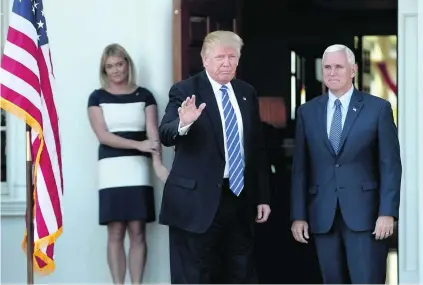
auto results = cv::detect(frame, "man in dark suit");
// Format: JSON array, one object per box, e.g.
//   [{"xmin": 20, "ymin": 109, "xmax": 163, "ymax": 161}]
[
  {"xmin": 290, "ymin": 44, "xmax": 402, "ymax": 284},
  {"xmin": 159, "ymin": 30, "xmax": 271, "ymax": 284}
]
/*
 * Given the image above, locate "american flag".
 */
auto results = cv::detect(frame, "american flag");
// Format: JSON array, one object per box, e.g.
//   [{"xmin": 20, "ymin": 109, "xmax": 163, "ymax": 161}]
[{"xmin": 0, "ymin": 0, "xmax": 63, "ymax": 274}]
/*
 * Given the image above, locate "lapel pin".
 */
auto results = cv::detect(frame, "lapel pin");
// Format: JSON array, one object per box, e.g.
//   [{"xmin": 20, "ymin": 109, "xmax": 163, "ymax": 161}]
[
  {"xmin": 243, "ymin": 97, "xmax": 246, "ymax": 100},
  {"xmin": 353, "ymin": 107, "xmax": 357, "ymax": 112}
]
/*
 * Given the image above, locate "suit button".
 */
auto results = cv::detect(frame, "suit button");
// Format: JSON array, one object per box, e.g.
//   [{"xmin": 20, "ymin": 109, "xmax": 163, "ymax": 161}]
[
  {"xmin": 335, "ymin": 164, "xmax": 340, "ymax": 168},
  {"xmin": 217, "ymin": 184, "xmax": 221, "ymax": 188}
]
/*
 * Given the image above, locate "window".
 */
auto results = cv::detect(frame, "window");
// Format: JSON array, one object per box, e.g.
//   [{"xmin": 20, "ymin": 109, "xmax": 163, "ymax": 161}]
[
  {"xmin": 1, "ymin": 0, "xmax": 8, "ymax": 193},
  {"xmin": 355, "ymin": 35, "xmax": 398, "ymax": 125},
  {"xmin": 290, "ymin": 51, "xmax": 306, "ymax": 120},
  {"xmin": 1, "ymin": 0, "xmax": 29, "ymax": 216},
  {"xmin": 1, "ymin": 110, "xmax": 6, "ymax": 184},
  {"xmin": 290, "ymin": 51, "xmax": 296, "ymax": 120}
]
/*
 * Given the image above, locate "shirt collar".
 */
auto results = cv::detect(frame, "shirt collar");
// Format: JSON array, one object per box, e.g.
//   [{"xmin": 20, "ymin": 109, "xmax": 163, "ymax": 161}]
[
  {"xmin": 205, "ymin": 70, "xmax": 233, "ymax": 93},
  {"xmin": 328, "ymin": 85, "xmax": 354, "ymax": 108}
]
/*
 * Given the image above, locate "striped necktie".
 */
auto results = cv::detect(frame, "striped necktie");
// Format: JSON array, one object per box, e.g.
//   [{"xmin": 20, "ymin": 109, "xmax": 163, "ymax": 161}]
[
  {"xmin": 329, "ymin": 99, "xmax": 342, "ymax": 154},
  {"xmin": 220, "ymin": 85, "xmax": 244, "ymax": 196}
]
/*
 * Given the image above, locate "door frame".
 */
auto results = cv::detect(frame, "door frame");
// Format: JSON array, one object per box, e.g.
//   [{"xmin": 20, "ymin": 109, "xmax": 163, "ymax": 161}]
[{"xmin": 173, "ymin": 0, "xmax": 182, "ymax": 83}]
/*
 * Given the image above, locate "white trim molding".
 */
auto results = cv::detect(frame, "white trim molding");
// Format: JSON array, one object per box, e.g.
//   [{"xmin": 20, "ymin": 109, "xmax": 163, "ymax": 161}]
[
  {"xmin": 1, "ymin": 184, "xmax": 26, "ymax": 216},
  {"xmin": 1, "ymin": 114, "xmax": 27, "ymax": 216},
  {"xmin": 398, "ymin": 0, "xmax": 423, "ymax": 283},
  {"xmin": 1, "ymin": 200, "xmax": 26, "ymax": 216},
  {"xmin": 1, "ymin": 0, "xmax": 27, "ymax": 217}
]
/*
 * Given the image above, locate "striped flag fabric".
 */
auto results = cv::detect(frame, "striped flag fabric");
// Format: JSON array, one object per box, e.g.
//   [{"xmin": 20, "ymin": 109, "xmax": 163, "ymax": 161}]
[{"xmin": 0, "ymin": 0, "xmax": 63, "ymax": 274}]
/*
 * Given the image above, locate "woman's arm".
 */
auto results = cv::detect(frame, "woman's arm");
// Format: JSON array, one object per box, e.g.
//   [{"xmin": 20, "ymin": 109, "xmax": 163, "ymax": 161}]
[
  {"xmin": 145, "ymin": 104, "xmax": 169, "ymax": 181},
  {"xmin": 145, "ymin": 104, "xmax": 161, "ymax": 162},
  {"xmin": 88, "ymin": 106, "xmax": 139, "ymax": 149}
]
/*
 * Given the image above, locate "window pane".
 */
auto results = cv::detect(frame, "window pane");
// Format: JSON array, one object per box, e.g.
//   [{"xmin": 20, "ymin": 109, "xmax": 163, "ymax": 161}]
[{"xmin": 1, "ymin": 130, "xmax": 5, "ymax": 182}]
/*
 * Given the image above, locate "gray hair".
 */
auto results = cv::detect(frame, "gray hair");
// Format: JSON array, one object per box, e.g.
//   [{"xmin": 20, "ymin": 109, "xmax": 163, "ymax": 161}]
[
  {"xmin": 99, "ymin": 43, "xmax": 136, "ymax": 89},
  {"xmin": 201, "ymin": 30, "xmax": 244, "ymax": 59},
  {"xmin": 322, "ymin": 44, "xmax": 356, "ymax": 65}
]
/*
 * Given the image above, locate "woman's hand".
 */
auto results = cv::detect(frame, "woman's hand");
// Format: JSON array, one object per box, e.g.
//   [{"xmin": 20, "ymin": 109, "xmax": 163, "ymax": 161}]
[{"xmin": 135, "ymin": 140, "xmax": 160, "ymax": 155}]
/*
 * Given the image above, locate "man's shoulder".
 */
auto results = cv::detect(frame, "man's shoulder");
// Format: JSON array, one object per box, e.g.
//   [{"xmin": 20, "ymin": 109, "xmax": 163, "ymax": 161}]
[
  {"xmin": 359, "ymin": 91, "xmax": 391, "ymax": 108},
  {"xmin": 174, "ymin": 73, "xmax": 257, "ymax": 97},
  {"xmin": 231, "ymin": 78, "xmax": 255, "ymax": 91},
  {"xmin": 297, "ymin": 94, "xmax": 326, "ymax": 113},
  {"xmin": 172, "ymin": 72, "xmax": 202, "ymax": 90},
  {"xmin": 298, "ymin": 90, "xmax": 391, "ymax": 113}
]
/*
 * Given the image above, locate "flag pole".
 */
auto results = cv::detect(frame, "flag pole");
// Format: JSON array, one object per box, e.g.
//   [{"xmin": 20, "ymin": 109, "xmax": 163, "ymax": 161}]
[{"xmin": 25, "ymin": 123, "xmax": 34, "ymax": 285}]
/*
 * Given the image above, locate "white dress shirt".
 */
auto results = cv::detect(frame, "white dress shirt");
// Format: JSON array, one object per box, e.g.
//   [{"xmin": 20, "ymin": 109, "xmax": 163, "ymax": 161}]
[
  {"xmin": 178, "ymin": 71, "xmax": 244, "ymax": 178},
  {"xmin": 327, "ymin": 85, "xmax": 354, "ymax": 136}
]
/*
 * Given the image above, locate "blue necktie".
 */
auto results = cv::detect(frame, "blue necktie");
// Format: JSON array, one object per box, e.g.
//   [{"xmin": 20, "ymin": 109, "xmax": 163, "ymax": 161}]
[
  {"xmin": 220, "ymin": 85, "xmax": 244, "ymax": 196},
  {"xmin": 329, "ymin": 99, "xmax": 342, "ymax": 154}
]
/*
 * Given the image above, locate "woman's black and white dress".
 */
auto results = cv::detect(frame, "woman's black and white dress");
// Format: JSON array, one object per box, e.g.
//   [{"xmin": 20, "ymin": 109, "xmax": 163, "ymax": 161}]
[{"xmin": 88, "ymin": 87, "xmax": 156, "ymax": 225}]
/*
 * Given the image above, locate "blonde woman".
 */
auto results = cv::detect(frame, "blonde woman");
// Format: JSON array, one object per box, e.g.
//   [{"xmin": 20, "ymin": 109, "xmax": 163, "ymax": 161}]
[{"xmin": 87, "ymin": 43, "xmax": 168, "ymax": 284}]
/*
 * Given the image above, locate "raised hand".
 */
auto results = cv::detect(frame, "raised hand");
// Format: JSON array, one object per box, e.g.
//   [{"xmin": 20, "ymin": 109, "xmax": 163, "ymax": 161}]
[{"xmin": 178, "ymin": 95, "xmax": 206, "ymax": 127}]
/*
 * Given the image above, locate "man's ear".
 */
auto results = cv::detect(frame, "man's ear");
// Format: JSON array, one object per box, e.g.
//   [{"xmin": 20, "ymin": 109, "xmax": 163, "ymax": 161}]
[
  {"xmin": 352, "ymin": 63, "xmax": 358, "ymax": 78},
  {"xmin": 202, "ymin": 56, "xmax": 208, "ymax": 68}
]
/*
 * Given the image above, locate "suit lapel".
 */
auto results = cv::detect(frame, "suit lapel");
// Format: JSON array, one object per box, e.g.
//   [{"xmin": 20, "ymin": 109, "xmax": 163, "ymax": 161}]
[
  {"xmin": 318, "ymin": 94, "xmax": 336, "ymax": 156},
  {"xmin": 338, "ymin": 90, "xmax": 364, "ymax": 154},
  {"xmin": 196, "ymin": 72, "xmax": 225, "ymax": 158},
  {"xmin": 196, "ymin": 72, "xmax": 249, "ymax": 161}
]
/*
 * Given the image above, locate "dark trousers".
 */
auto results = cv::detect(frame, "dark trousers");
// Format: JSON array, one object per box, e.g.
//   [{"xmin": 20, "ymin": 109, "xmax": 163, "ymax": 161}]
[
  {"xmin": 169, "ymin": 179, "xmax": 256, "ymax": 284},
  {"xmin": 313, "ymin": 208, "xmax": 389, "ymax": 284}
]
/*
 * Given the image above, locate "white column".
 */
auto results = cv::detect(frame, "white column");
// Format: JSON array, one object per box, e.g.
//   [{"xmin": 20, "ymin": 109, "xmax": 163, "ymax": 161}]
[{"xmin": 398, "ymin": 0, "xmax": 423, "ymax": 282}]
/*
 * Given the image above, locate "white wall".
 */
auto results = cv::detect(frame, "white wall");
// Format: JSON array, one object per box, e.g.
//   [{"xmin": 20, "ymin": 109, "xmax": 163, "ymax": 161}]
[
  {"xmin": 1, "ymin": 0, "xmax": 174, "ymax": 283},
  {"xmin": 397, "ymin": 0, "xmax": 423, "ymax": 283}
]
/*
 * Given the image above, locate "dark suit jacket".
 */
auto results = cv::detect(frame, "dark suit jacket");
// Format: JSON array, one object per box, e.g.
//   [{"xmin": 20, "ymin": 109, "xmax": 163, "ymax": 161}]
[
  {"xmin": 291, "ymin": 89, "xmax": 402, "ymax": 234},
  {"xmin": 159, "ymin": 71, "xmax": 271, "ymax": 234}
]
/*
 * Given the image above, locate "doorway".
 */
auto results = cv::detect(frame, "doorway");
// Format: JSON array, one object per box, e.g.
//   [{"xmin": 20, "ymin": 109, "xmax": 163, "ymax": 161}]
[{"xmin": 238, "ymin": 0, "xmax": 398, "ymax": 283}]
